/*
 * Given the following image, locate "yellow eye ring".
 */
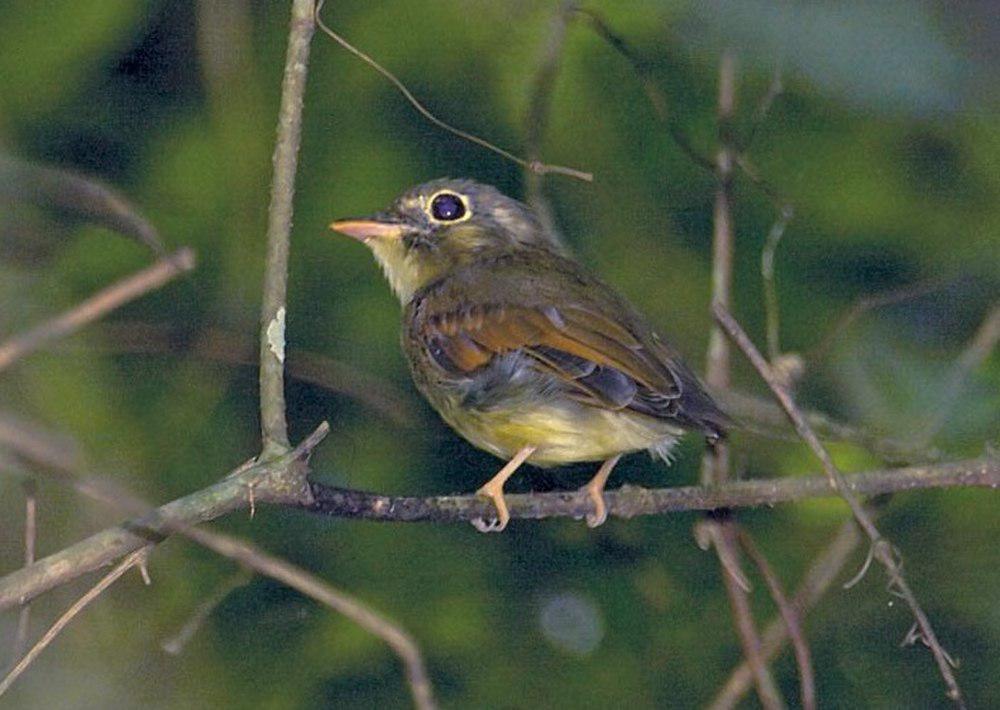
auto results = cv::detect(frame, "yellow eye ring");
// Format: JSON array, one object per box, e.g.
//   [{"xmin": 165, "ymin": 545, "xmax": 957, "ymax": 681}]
[{"xmin": 426, "ymin": 190, "xmax": 472, "ymax": 224}]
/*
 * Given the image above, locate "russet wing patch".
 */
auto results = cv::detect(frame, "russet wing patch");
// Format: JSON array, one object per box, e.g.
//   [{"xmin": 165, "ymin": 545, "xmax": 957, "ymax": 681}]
[{"xmin": 415, "ymin": 298, "xmax": 684, "ymax": 417}]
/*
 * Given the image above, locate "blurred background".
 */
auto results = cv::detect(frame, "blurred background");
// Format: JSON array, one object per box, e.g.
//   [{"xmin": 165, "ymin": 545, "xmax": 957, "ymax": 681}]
[{"xmin": 1, "ymin": 1, "xmax": 998, "ymax": 707}]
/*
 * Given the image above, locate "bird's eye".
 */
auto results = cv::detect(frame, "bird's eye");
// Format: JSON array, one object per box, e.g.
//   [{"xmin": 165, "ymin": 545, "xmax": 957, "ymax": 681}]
[{"xmin": 430, "ymin": 192, "xmax": 466, "ymax": 221}]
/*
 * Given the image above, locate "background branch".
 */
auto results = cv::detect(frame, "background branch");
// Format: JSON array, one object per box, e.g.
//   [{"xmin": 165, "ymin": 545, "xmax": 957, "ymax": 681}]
[{"xmin": 0, "ymin": 248, "xmax": 195, "ymax": 373}]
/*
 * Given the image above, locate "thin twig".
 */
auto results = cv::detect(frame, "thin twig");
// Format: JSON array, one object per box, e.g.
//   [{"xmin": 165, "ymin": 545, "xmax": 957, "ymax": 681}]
[
  {"xmin": 760, "ymin": 204, "xmax": 795, "ymax": 362},
  {"xmin": 806, "ymin": 276, "xmax": 950, "ymax": 368},
  {"xmin": 573, "ymin": 7, "xmax": 715, "ymax": 172},
  {"xmin": 713, "ymin": 302, "xmax": 967, "ymax": 709},
  {"xmin": 738, "ymin": 529, "xmax": 816, "ymax": 710},
  {"xmin": 696, "ymin": 51, "xmax": 783, "ymax": 710},
  {"xmin": 0, "ymin": 548, "xmax": 150, "ymax": 698},
  {"xmin": 10, "ymin": 480, "xmax": 37, "ymax": 664},
  {"xmin": 314, "ymin": 0, "xmax": 591, "ymax": 182},
  {"xmin": 0, "ymin": 248, "xmax": 195, "ymax": 373},
  {"xmin": 0, "ymin": 421, "xmax": 328, "ymax": 611},
  {"xmin": 0, "ymin": 417, "xmax": 436, "ymax": 708},
  {"xmin": 711, "ymin": 518, "xmax": 864, "ymax": 709},
  {"xmin": 180, "ymin": 526, "xmax": 436, "ymax": 709},
  {"xmin": 258, "ymin": 0, "xmax": 316, "ymax": 454},
  {"xmin": 740, "ymin": 68, "xmax": 784, "ymax": 153},
  {"xmin": 916, "ymin": 303, "xmax": 1000, "ymax": 443},
  {"xmin": 0, "ymin": 155, "xmax": 163, "ymax": 255},
  {"xmin": 161, "ymin": 568, "xmax": 254, "ymax": 656}
]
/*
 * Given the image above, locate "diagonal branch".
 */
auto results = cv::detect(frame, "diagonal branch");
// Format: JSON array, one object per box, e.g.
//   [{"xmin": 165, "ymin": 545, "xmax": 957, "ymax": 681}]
[
  {"xmin": 713, "ymin": 303, "xmax": 968, "ymax": 709},
  {"xmin": 0, "ymin": 548, "xmax": 150, "ymax": 698},
  {"xmin": 0, "ymin": 248, "xmax": 195, "ymax": 373}
]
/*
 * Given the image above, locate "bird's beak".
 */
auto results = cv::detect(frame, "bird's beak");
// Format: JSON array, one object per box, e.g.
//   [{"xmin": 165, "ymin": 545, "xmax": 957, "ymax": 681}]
[{"xmin": 328, "ymin": 214, "xmax": 406, "ymax": 243}]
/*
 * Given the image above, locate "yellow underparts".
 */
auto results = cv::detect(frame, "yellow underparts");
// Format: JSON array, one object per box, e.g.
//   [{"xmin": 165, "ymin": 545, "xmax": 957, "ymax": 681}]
[{"xmin": 442, "ymin": 401, "xmax": 681, "ymax": 466}]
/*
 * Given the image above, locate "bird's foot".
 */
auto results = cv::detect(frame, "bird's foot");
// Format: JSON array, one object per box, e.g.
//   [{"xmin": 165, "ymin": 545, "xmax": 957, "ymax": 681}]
[
  {"xmin": 579, "ymin": 455, "xmax": 621, "ymax": 528},
  {"xmin": 581, "ymin": 482, "xmax": 608, "ymax": 528},
  {"xmin": 472, "ymin": 480, "xmax": 510, "ymax": 533}
]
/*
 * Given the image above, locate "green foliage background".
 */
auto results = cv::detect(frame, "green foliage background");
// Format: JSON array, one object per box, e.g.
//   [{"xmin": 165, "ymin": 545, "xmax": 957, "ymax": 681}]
[{"xmin": 0, "ymin": 1, "xmax": 997, "ymax": 707}]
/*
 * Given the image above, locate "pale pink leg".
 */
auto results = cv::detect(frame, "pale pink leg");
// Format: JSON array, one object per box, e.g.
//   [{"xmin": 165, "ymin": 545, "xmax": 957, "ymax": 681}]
[
  {"xmin": 472, "ymin": 445, "xmax": 537, "ymax": 533},
  {"xmin": 580, "ymin": 454, "xmax": 621, "ymax": 528}
]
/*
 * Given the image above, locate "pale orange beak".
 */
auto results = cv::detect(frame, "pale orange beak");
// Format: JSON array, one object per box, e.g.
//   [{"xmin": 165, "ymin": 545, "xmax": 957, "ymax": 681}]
[{"xmin": 328, "ymin": 218, "xmax": 406, "ymax": 242}]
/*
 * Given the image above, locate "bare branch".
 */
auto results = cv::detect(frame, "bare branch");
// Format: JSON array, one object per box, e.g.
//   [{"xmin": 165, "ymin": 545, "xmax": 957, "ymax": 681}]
[
  {"xmin": 718, "ymin": 521, "xmax": 785, "ymax": 710},
  {"xmin": 806, "ymin": 276, "xmax": 950, "ymax": 368},
  {"xmin": 0, "ymin": 548, "xmax": 150, "ymax": 698},
  {"xmin": 712, "ymin": 518, "xmax": 864, "ymax": 708},
  {"xmin": 0, "ymin": 422, "xmax": 328, "ymax": 611},
  {"xmin": 161, "ymin": 569, "xmax": 253, "ymax": 656},
  {"xmin": 0, "ymin": 155, "xmax": 163, "ymax": 254},
  {"xmin": 760, "ymin": 205, "xmax": 796, "ymax": 363},
  {"xmin": 713, "ymin": 303, "xmax": 968, "ymax": 708},
  {"xmin": 738, "ymin": 529, "xmax": 816, "ymax": 710},
  {"xmin": 916, "ymin": 302, "xmax": 1000, "ymax": 443},
  {"xmin": 10, "ymin": 480, "xmax": 37, "ymax": 665},
  {"xmin": 180, "ymin": 526, "xmax": 436, "ymax": 709},
  {"xmin": 0, "ymin": 248, "xmax": 195, "ymax": 373},
  {"xmin": 258, "ymin": 0, "xmax": 316, "ymax": 454}
]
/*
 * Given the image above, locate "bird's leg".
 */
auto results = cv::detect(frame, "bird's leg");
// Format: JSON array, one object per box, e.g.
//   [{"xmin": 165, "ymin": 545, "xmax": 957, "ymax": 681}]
[
  {"xmin": 579, "ymin": 454, "xmax": 621, "ymax": 528},
  {"xmin": 472, "ymin": 445, "xmax": 537, "ymax": 533}
]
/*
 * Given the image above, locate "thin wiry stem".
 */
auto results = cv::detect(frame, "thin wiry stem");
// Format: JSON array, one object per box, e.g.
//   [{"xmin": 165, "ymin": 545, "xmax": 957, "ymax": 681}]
[
  {"xmin": 738, "ymin": 529, "xmax": 816, "ymax": 710},
  {"xmin": 181, "ymin": 526, "xmax": 436, "ymax": 709},
  {"xmin": 806, "ymin": 276, "xmax": 950, "ymax": 368},
  {"xmin": 916, "ymin": 302, "xmax": 1000, "ymax": 443},
  {"xmin": 711, "ymin": 518, "xmax": 864, "ymax": 709},
  {"xmin": 258, "ymin": 0, "xmax": 316, "ymax": 454},
  {"xmin": 0, "ymin": 249, "xmax": 195, "ymax": 373},
  {"xmin": 713, "ymin": 303, "xmax": 967, "ymax": 709},
  {"xmin": 696, "ymin": 51, "xmax": 783, "ymax": 710},
  {"xmin": 10, "ymin": 480, "xmax": 37, "ymax": 665},
  {"xmin": 161, "ymin": 568, "xmax": 254, "ymax": 656},
  {"xmin": 0, "ymin": 548, "xmax": 150, "ymax": 698},
  {"xmin": 760, "ymin": 205, "xmax": 795, "ymax": 362},
  {"xmin": 314, "ymin": 0, "xmax": 591, "ymax": 182}
]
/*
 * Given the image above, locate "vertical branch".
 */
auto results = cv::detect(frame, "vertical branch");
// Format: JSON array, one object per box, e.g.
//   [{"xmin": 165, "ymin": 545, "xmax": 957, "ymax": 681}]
[
  {"xmin": 259, "ymin": 0, "xmax": 316, "ymax": 454},
  {"xmin": 11, "ymin": 481, "xmax": 37, "ymax": 663},
  {"xmin": 699, "ymin": 53, "xmax": 784, "ymax": 710}
]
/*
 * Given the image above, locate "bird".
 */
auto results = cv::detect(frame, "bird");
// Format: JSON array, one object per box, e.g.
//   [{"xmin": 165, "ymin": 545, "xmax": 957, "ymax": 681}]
[{"xmin": 329, "ymin": 178, "xmax": 728, "ymax": 532}]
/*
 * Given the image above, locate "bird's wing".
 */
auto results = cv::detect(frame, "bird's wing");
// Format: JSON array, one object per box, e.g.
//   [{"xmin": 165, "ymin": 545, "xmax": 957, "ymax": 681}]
[{"xmin": 412, "ymin": 298, "xmax": 688, "ymax": 417}]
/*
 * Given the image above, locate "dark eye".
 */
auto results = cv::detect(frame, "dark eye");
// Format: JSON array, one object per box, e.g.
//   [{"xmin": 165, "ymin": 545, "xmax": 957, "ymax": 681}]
[{"xmin": 430, "ymin": 192, "xmax": 466, "ymax": 221}]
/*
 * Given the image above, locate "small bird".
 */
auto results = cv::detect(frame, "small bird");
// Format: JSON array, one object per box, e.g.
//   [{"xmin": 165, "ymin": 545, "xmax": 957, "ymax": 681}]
[{"xmin": 330, "ymin": 179, "xmax": 728, "ymax": 532}]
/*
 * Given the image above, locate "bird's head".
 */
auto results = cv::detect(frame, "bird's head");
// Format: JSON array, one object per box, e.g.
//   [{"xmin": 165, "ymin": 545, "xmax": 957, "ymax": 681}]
[{"xmin": 330, "ymin": 178, "xmax": 550, "ymax": 303}]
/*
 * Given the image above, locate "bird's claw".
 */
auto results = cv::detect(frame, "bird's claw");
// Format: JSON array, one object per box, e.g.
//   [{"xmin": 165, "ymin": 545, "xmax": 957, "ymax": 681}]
[
  {"xmin": 582, "ymin": 484, "xmax": 608, "ymax": 528},
  {"xmin": 472, "ymin": 482, "xmax": 510, "ymax": 533}
]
